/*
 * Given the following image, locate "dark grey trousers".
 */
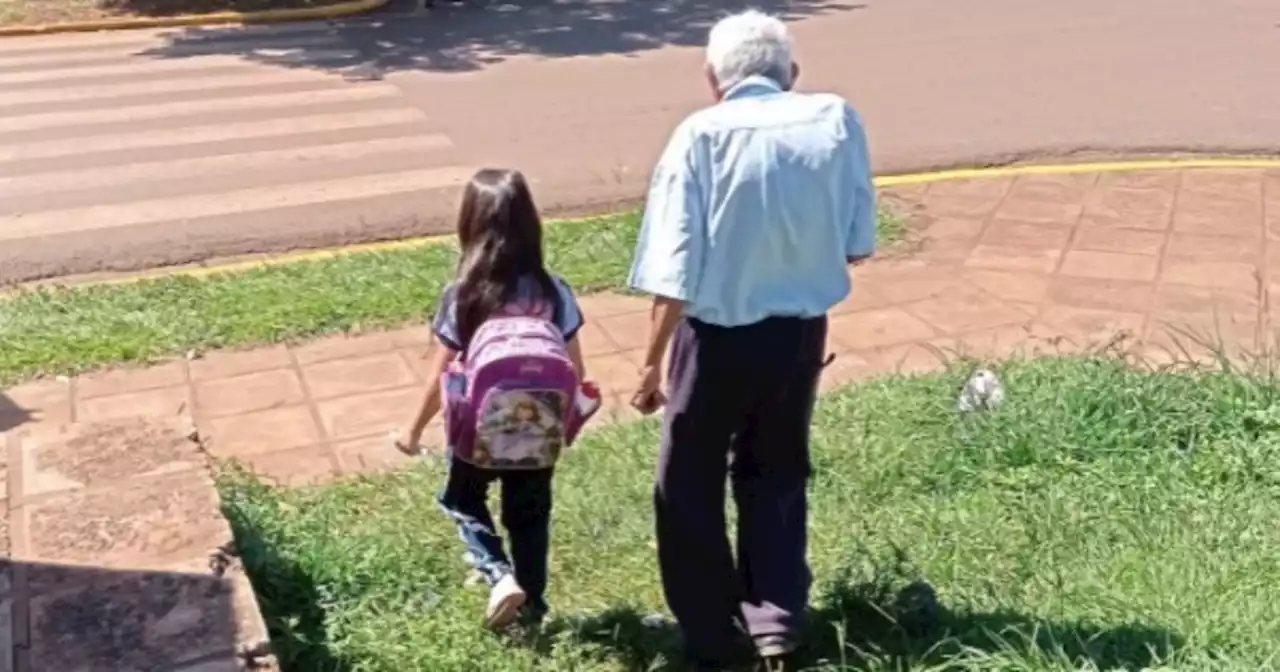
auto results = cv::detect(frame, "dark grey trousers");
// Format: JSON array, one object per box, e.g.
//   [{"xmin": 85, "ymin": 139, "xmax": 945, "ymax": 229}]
[{"xmin": 654, "ymin": 315, "xmax": 828, "ymax": 663}]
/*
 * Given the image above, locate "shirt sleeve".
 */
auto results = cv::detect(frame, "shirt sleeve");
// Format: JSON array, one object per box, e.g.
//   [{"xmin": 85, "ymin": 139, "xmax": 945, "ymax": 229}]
[
  {"xmin": 552, "ymin": 276, "xmax": 585, "ymax": 341},
  {"xmin": 844, "ymin": 105, "xmax": 878, "ymax": 259},
  {"xmin": 627, "ymin": 119, "xmax": 707, "ymax": 302},
  {"xmin": 430, "ymin": 283, "xmax": 463, "ymax": 351}
]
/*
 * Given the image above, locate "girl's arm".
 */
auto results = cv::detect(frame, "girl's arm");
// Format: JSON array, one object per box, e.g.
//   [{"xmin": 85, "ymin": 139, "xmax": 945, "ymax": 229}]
[
  {"xmin": 566, "ymin": 335, "xmax": 587, "ymax": 379},
  {"xmin": 400, "ymin": 337, "xmax": 459, "ymax": 453}
]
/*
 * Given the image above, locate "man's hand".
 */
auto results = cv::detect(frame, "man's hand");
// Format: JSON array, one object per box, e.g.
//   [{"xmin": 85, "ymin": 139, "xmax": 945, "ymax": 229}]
[
  {"xmin": 630, "ymin": 364, "xmax": 667, "ymax": 415},
  {"xmin": 630, "ymin": 296, "xmax": 683, "ymax": 414}
]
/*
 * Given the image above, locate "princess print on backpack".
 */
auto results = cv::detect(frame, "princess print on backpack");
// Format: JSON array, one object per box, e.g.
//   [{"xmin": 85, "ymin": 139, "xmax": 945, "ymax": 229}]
[
  {"xmin": 478, "ymin": 390, "xmax": 563, "ymax": 467},
  {"xmin": 448, "ymin": 314, "xmax": 590, "ymax": 470},
  {"xmin": 394, "ymin": 168, "xmax": 597, "ymax": 631}
]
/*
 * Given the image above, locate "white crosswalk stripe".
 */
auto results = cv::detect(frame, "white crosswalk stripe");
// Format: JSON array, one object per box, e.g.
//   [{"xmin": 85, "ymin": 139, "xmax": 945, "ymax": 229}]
[
  {"xmin": 0, "ymin": 136, "xmax": 454, "ymax": 197},
  {"xmin": 0, "ymin": 68, "xmax": 338, "ymax": 106},
  {"xmin": 0, "ymin": 32, "xmax": 342, "ymax": 68},
  {"xmin": 0, "ymin": 49, "xmax": 362, "ymax": 84},
  {"xmin": 0, "ymin": 22, "xmax": 471, "ymax": 265},
  {"xmin": 0, "ymin": 86, "xmax": 401, "ymax": 132},
  {"xmin": 1, "ymin": 109, "xmax": 429, "ymax": 161},
  {"xmin": 0, "ymin": 167, "xmax": 474, "ymax": 240}
]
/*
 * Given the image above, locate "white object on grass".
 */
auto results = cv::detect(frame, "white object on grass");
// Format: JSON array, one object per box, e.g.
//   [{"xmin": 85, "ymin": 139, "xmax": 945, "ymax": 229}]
[
  {"xmin": 957, "ymin": 368, "xmax": 1005, "ymax": 412},
  {"xmin": 642, "ymin": 613, "xmax": 672, "ymax": 628}
]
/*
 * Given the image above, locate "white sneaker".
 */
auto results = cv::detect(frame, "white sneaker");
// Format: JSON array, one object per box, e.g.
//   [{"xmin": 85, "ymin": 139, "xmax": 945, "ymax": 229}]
[{"xmin": 484, "ymin": 574, "xmax": 526, "ymax": 630}]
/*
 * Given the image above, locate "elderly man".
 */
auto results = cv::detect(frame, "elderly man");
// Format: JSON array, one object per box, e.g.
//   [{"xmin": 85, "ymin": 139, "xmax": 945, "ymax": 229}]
[{"xmin": 626, "ymin": 9, "xmax": 878, "ymax": 669}]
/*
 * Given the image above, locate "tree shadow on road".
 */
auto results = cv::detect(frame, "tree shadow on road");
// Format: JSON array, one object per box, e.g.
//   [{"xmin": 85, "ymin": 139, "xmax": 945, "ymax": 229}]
[{"xmin": 138, "ymin": 0, "xmax": 866, "ymax": 76}]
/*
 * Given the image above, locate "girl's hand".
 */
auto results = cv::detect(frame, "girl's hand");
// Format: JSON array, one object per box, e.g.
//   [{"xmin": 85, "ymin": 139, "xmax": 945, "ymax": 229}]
[{"xmin": 393, "ymin": 428, "xmax": 424, "ymax": 456}]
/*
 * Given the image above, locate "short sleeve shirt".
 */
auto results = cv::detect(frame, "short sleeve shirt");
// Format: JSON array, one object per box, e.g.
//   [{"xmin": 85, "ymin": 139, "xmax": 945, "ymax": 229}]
[
  {"xmin": 431, "ymin": 275, "xmax": 585, "ymax": 351},
  {"xmin": 627, "ymin": 75, "xmax": 875, "ymax": 327}
]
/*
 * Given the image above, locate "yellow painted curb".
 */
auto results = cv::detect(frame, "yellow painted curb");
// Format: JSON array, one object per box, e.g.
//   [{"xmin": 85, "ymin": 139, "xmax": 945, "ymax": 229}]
[
  {"xmin": 24, "ymin": 157, "xmax": 1280, "ymax": 291},
  {"xmin": 82, "ymin": 212, "xmax": 619, "ymax": 288},
  {"xmin": 874, "ymin": 157, "xmax": 1280, "ymax": 187},
  {"xmin": 0, "ymin": 0, "xmax": 387, "ymax": 37}
]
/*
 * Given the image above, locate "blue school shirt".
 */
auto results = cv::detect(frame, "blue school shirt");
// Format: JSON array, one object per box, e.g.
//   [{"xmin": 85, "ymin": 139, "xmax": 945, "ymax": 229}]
[{"xmin": 432, "ymin": 275, "xmax": 585, "ymax": 351}]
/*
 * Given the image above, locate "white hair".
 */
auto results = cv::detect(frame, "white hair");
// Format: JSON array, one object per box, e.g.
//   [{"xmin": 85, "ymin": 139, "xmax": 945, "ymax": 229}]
[{"xmin": 705, "ymin": 10, "xmax": 794, "ymax": 91}]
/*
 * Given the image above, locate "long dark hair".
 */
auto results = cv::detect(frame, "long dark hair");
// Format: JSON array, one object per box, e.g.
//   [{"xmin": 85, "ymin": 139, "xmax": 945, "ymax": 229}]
[{"xmin": 454, "ymin": 168, "xmax": 560, "ymax": 350}]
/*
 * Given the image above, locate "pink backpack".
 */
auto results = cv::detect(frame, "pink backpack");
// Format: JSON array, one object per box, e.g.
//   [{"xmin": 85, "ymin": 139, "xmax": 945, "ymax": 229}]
[{"xmin": 442, "ymin": 316, "xmax": 594, "ymax": 469}]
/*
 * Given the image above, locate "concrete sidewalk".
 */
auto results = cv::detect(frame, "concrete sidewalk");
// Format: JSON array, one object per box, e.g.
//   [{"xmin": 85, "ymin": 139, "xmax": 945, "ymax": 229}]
[{"xmin": 1, "ymin": 166, "xmax": 1278, "ymax": 669}]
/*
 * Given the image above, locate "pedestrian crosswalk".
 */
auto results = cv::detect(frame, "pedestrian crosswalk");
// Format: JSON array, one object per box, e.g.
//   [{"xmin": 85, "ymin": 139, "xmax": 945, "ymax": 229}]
[{"xmin": 0, "ymin": 22, "xmax": 470, "ymax": 282}]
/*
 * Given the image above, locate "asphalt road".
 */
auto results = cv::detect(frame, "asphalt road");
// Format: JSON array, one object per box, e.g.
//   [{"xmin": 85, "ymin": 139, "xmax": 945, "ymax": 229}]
[{"xmin": 1, "ymin": 0, "xmax": 1277, "ymax": 282}]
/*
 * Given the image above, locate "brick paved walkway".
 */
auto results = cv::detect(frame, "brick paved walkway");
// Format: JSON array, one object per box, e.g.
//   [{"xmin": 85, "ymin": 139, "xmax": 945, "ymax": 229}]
[{"xmin": 0, "ymin": 166, "xmax": 1278, "ymax": 669}]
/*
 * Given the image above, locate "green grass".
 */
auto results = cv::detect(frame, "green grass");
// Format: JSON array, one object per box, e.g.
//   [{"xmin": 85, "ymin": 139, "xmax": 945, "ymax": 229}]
[
  {"xmin": 220, "ymin": 354, "xmax": 1280, "ymax": 671},
  {"xmin": 0, "ymin": 209, "xmax": 902, "ymax": 386},
  {"xmin": 0, "ymin": 212, "xmax": 640, "ymax": 386}
]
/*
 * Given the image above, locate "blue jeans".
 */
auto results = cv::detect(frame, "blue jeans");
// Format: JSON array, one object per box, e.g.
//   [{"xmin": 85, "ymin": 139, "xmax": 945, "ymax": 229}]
[{"xmin": 437, "ymin": 457, "xmax": 554, "ymax": 614}]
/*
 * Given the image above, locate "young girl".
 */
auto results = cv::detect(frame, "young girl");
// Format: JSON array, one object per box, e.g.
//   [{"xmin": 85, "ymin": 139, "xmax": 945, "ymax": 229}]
[{"xmin": 397, "ymin": 167, "xmax": 587, "ymax": 630}]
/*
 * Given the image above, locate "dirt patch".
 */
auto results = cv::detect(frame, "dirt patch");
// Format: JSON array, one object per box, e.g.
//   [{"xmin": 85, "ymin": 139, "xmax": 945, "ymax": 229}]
[
  {"xmin": 1, "ymin": 0, "xmax": 364, "ymax": 27},
  {"xmin": 34, "ymin": 418, "xmax": 201, "ymax": 489}
]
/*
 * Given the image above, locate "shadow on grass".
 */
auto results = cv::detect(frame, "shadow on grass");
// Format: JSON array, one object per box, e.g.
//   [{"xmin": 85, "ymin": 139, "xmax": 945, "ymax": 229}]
[
  {"xmin": 217, "ymin": 467, "xmax": 1196, "ymax": 672},
  {"xmin": 800, "ymin": 572, "xmax": 1184, "ymax": 670},
  {"xmin": 220, "ymin": 480, "xmax": 356, "ymax": 672},
  {"xmin": 544, "ymin": 568, "xmax": 1185, "ymax": 671}
]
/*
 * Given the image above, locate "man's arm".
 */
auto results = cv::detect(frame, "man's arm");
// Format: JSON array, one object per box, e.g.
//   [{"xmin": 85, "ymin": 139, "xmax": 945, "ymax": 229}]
[
  {"xmin": 629, "ymin": 121, "xmax": 706, "ymax": 351},
  {"xmin": 640, "ymin": 297, "xmax": 684, "ymax": 370},
  {"xmin": 844, "ymin": 105, "xmax": 878, "ymax": 265},
  {"xmin": 627, "ymin": 121, "xmax": 706, "ymax": 410},
  {"xmin": 628, "ymin": 120, "xmax": 707, "ymax": 304}
]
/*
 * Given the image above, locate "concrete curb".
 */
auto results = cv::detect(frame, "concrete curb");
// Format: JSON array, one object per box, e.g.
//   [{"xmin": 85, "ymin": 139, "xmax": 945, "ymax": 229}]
[{"xmin": 0, "ymin": 0, "xmax": 388, "ymax": 37}]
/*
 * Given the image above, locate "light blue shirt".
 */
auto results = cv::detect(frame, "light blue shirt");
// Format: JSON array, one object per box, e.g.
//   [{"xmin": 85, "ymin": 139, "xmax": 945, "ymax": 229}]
[{"xmin": 628, "ymin": 75, "xmax": 877, "ymax": 327}]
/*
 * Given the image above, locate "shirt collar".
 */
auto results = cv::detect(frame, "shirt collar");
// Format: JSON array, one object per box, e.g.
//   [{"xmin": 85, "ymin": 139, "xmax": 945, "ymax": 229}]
[{"xmin": 722, "ymin": 75, "xmax": 785, "ymax": 101}]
